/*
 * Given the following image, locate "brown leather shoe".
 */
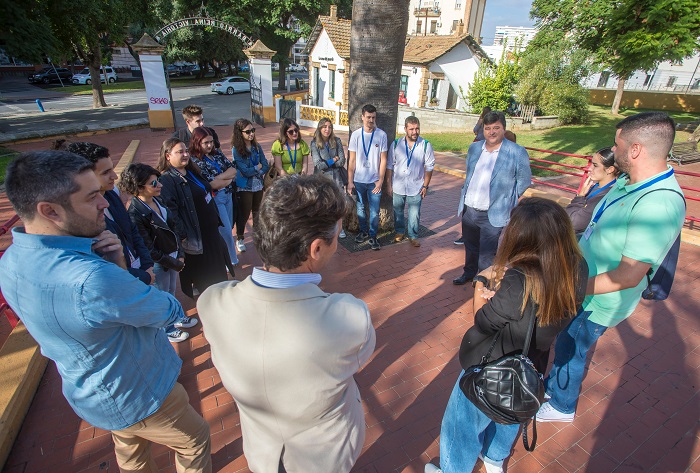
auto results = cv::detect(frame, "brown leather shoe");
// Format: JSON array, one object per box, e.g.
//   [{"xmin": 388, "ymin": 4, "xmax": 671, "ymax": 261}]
[
  {"xmin": 409, "ymin": 238, "xmax": 421, "ymax": 247},
  {"xmin": 394, "ymin": 233, "xmax": 405, "ymax": 242}
]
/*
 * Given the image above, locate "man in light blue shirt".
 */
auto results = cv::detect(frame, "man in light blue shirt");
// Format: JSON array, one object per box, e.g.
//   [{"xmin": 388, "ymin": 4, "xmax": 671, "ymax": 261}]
[
  {"xmin": 453, "ymin": 111, "xmax": 531, "ymax": 285},
  {"xmin": 0, "ymin": 151, "xmax": 211, "ymax": 472},
  {"xmin": 387, "ymin": 116, "xmax": 434, "ymax": 247}
]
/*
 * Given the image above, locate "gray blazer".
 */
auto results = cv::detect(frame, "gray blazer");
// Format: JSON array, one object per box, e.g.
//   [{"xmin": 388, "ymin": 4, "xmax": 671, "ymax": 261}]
[
  {"xmin": 198, "ymin": 278, "xmax": 376, "ymax": 473},
  {"xmin": 457, "ymin": 138, "xmax": 532, "ymax": 227}
]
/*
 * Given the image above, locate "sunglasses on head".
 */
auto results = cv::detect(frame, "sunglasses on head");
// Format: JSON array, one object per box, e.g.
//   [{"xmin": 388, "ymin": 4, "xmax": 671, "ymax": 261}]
[
  {"xmin": 242, "ymin": 128, "xmax": 256, "ymax": 134},
  {"xmin": 287, "ymin": 128, "xmax": 299, "ymax": 135}
]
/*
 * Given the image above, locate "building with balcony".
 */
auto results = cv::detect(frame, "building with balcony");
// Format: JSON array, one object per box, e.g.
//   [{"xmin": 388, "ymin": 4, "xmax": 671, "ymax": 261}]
[{"xmin": 408, "ymin": 0, "xmax": 487, "ymax": 41}]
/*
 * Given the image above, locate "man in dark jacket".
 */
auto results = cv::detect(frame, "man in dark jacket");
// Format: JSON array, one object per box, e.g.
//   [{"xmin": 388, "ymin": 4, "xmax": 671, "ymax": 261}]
[
  {"xmin": 67, "ymin": 142, "xmax": 154, "ymax": 285},
  {"xmin": 172, "ymin": 104, "xmax": 220, "ymax": 149}
]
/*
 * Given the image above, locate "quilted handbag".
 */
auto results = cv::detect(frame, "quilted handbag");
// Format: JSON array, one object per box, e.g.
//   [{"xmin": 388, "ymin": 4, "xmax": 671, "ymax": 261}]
[{"xmin": 459, "ymin": 305, "xmax": 545, "ymax": 451}]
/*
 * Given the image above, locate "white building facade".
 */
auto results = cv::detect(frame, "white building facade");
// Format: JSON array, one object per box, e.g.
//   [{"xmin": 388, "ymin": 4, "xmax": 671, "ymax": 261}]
[
  {"xmin": 493, "ymin": 26, "xmax": 537, "ymax": 51},
  {"xmin": 407, "ymin": 0, "xmax": 487, "ymax": 41}
]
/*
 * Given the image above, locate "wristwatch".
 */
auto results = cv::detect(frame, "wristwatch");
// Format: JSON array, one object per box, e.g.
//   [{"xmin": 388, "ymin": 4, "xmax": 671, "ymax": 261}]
[{"xmin": 472, "ymin": 275, "xmax": 489, "ymax": 288}]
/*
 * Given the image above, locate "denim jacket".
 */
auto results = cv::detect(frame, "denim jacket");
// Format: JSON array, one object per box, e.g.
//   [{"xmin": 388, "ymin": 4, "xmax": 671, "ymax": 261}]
[
  {"xmin": 0, "ymin": 229, "xmax": 183, "ymax": 430},
  {"xmin": 232, "ymin": 145, "xmax": 269, "ymax": 191},
  {"xmin": 457, "ymin": 139, "xmax": 532, "ymax": 228}
]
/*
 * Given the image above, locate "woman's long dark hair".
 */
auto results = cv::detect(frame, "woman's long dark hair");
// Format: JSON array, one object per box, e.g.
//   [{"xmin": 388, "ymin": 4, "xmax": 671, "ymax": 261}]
[
  {"xmin": 278, "ymin": 118, "xmax": 302, "ymax": 145},
  {"xmin": 156, "ymin": 138, "xmax": 202, "ymax": 175},
  {"xmin": 492, "ymin": 197, "xmax": 583, "ymax": 326},
  {"xmin": 232, "ymin": 118, "xmax": 259, "ymax": 157}
]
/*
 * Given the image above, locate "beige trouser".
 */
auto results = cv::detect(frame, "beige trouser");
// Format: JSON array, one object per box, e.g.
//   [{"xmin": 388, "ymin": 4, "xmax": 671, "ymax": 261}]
[{"xmin": 111, "ymin": 382, "xmax": 212, "ymax": 473}]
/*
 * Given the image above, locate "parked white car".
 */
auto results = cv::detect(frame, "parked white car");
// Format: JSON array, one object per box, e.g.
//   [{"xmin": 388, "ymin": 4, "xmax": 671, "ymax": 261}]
[
  {"xmin": 210, "ymin": 76, "xmax": 251, "ymax": 95},
  {"xmin": 71, "ymin": 67, "xmax": 117, "ymax": 85}
]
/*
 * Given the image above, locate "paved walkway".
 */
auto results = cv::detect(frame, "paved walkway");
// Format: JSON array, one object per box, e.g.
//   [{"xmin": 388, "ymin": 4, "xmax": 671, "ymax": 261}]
[{"xmin": 1, "ymin": 126, "xmax": 699, "ymax": 473}]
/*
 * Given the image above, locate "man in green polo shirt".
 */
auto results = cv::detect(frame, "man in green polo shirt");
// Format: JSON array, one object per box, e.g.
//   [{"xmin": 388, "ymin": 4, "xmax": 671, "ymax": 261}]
[{"xmin": 538, "ymin": 112, "xmax": 685, "ymax": 423}]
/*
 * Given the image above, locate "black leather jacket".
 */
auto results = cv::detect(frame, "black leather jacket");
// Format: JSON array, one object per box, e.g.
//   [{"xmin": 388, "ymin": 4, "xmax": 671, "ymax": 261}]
[
  {"xmin": 127, "ymin": 197, "xmax": 185, "ymax": 271},
  {"xmin": 158, "ymin": 168, "xmax": 204, "ymax": 255}
]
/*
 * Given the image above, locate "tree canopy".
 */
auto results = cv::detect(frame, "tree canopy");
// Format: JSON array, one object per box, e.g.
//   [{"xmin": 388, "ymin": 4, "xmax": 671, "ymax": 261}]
[{"xmin": 530, "ymin": 0, "xmax": 700, "ymax": 114}]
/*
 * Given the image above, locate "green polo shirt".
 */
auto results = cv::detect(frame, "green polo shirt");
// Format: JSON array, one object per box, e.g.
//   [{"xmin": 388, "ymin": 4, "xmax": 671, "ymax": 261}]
[{"xmin": 579, "ymin": 166, "xmax": 685, "ymax": 327}]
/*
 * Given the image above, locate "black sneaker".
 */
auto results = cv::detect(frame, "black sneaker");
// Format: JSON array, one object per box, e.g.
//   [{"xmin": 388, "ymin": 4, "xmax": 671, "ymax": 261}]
[
  {"xmin": 454, "ymin": 237, "xmax": 464, "ymax": 245},
  {"xmin": 355, "ymin": 232, "xmax": 369, "ymax": 243},
  {"xmin": 369, "ymin": 237, "xmax": 381, "ymax": 250}
]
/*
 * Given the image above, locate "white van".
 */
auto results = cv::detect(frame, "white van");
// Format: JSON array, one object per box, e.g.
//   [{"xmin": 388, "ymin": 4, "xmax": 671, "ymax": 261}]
[{"xmin": 71, "ymin": 67, "xmax": 118, "ymax": 85}]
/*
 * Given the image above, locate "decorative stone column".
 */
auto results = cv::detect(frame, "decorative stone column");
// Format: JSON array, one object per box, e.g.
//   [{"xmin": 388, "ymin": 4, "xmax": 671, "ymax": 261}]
[
  {"xmin": 131, "ymin": 33, "xmax": 174, "ymax": 129},
  {"xmin": 244, "ymin": 40, "xmax": 276, "ymax": 124}
]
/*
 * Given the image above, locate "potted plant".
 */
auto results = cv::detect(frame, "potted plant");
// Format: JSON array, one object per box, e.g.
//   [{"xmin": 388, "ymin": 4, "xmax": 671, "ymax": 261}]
[{"xmin": 428, "ymin": 97, "xmax": 439, "ymax": 107}]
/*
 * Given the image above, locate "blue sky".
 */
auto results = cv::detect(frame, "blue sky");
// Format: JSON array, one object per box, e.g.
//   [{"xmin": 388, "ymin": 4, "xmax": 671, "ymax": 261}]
[{"xmin": 480, "ymin": 0, "xmax": 535, "ymax": 45}]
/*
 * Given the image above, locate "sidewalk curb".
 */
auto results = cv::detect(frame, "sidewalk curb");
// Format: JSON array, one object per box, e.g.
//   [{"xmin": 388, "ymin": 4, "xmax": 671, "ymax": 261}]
[{"xmin": 0, "ymin": 119, "xmax": 150, "ymax": 145}]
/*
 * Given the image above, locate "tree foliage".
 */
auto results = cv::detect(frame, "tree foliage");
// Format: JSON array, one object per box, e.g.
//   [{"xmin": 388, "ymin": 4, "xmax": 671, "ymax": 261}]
[
  {"xmin": 463, "ymin": 46, "xmax": 520, "ymax": 114},
  {"xmin": 515, "ymin": 43, "xmax": 592, "ymax": 124},
  {"xmin": 531, "ymin": 0, "xmax": 700, "ymax": 113}
]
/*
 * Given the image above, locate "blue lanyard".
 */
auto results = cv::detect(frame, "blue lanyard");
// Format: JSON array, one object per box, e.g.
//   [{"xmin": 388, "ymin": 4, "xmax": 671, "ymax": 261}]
[
  {"xmin": 203, "ymin": 155, "xmax": 222, "ymax": 174},
  {"xmin": 590, "ymin": 168, "xmax": 674, "ymax": 226},
  {"xmin": 361, "ymin": 128, "xmax": 375, "ymax": 160},
  {"xmin": 286, "ymin": 142, "xmax": 297, "ymax": 170},
  {"xmin": 250, "ymin": 146, "xmax": 259, "ymax": 166},
  {"xmin": 325, "ymin": 142, "xmax": 332, "ymax": 156},
  {"xmin": 186, "ymin": 170, "xmax": 207, "ymax": 192},
  {"xmin": 405, "ymin": 138, "xmax": 418, "ymax": 169},
  {"xmin": 585, "ymin": 180, "xmax": 614, "ymax": 200}
]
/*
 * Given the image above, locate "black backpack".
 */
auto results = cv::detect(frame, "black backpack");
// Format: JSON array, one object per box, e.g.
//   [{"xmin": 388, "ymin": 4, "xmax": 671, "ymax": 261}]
[{"xmin": 631, "ymin": 189, "xmax": 686, "ymax": 301}]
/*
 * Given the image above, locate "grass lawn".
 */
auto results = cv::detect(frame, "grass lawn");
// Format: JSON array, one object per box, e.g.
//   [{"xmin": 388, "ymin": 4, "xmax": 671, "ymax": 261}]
[
  {"xmin": 424, "ymin": 105, "xmax": 699, "ymax": 176},
  {"xmin": 0, "ymin": 147, "xmax": 20, "ymax": 185}
]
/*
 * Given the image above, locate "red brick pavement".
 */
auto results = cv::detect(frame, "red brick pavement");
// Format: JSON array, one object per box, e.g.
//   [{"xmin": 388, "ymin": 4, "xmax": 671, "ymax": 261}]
[{"xmin": 1, "ymin": 127, "xmax": 699, "ymax": 472}]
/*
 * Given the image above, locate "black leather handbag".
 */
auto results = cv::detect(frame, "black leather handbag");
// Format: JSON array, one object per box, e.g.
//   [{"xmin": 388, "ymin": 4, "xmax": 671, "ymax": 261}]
[{"xmin": 459, "ymin": 305, "xmax": 545, "ymax": 451}]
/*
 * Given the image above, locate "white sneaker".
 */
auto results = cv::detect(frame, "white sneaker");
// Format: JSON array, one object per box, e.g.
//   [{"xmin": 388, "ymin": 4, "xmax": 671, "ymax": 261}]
[
  {"xmin": 537, "ymin": 401, "xmax": 574, "ymax": 423},
  {"xmin": 479, "ymin": 454, "xmax": 504, "ymax": 473},
  {"xmin": 424, "ymin": 463, "xmax": 442, "ymax": 473},
  {"xmin": 167, "ymin": 329, "xmax": 189, "ymax": 343},
  {"xmin": 174, "ymin": 316, "xmax": 198, "ymax": 329},
  {"xmin": 339, "ymin": 229, "xmax": 346, "ymax": 239},
  {"xmin": 236, "ymin": 239, "xmax": 247, "ymax": 252}
]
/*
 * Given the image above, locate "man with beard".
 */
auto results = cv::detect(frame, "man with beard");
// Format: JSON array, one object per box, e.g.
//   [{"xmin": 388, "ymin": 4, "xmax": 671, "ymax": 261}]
[
  {"xmin": 0, "ymin": 151, "xmax": 212, "ymax": 472},
  {"xmin": 538, "ymin": 112, "xmax": 686, "ymax": 423}
]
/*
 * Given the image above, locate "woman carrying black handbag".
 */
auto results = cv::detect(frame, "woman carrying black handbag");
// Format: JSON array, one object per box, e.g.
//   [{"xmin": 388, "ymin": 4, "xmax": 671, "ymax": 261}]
[{"xmin": 426, "ymin": 198, "xmax": 588, "ymax": 473}]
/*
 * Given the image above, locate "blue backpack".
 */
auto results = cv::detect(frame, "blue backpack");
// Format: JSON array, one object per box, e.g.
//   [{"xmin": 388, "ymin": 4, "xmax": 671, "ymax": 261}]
[{"xmin": 631, "ymin": 189, "xmax": 686, "ymax": 301}]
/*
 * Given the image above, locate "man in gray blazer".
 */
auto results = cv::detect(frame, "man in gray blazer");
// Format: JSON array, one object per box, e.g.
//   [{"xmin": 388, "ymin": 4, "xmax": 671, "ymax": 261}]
[
  {"xmin": 198, "ymin": 175, "xmax": 376, "ymax": 473},
  {"xmin": 453, "ymin": 111, "xmax": 531, "ymax": 285}
]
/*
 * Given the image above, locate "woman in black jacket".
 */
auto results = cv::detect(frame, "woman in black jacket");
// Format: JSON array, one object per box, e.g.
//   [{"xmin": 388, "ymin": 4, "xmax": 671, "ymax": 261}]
[
  {"xmin": 157, "ymin": 138, "xmax": 230, "ymax": 299},
  {"xmin": 426, "ymin": 198, "xmax": 588, "ymax": 473},
  {"xmin": 119, "ymin": 163, "xmax": 198, "ymax": 343}
]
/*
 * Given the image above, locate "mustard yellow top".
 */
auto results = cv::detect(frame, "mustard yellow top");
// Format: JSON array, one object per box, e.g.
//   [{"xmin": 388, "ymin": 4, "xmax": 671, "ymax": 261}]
[{"xmin": 271, "ymin": 139, "xmax": 310, "ymax": 174}]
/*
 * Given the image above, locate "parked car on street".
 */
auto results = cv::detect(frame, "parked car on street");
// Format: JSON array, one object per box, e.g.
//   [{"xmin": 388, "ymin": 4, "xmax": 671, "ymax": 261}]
[
  {"xmin": 166, "ymin": 65, "xmax": 180, "ymax": 77},
  {"xmin": 28, "ymin": 67, "xmax": 73, "ymax": 84},
  {"xmin": 271, "ymin": 63, "xmax": 280, "ymax": 71},
  {"xmin": 287, "ymin": 63, "xmax": 307, "ymax": 73},
  {"xmin": 238, "ymin": 63, "xmax": 250, "ymax": 72},
  {"xmin": 71, "ymin": 67, "xmax": 118, "ymax": 85},
  {"xmin": 211, "ymin": 76, "xmax": 251, "ymax": 95}
]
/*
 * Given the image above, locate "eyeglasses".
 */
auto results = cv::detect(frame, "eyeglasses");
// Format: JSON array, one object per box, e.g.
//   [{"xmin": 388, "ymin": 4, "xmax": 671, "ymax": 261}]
[
  {"xmin": 149, "ymin": 179, "xmax": 160, "ymax": 187},
  {"xmin": 287, "ymin": 129, "xmax": 299, "ymax": 135},
  {"xmin": 242, "ymin": 128, "xmax": 256, "ymax": 134}
]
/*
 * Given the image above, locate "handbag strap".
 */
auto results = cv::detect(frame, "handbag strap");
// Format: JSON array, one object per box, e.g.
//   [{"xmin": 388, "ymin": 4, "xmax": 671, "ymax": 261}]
[
  {"xmin": 521, "ymin": 302, "xmax": 537, "ymax": 357},
  {"xmin": 522, "ymin": 418, "xmax": 538, "ymax": 451},
  {"xmin": 480, "ymin": 326, "xmax": 505, "ymax": 364}
]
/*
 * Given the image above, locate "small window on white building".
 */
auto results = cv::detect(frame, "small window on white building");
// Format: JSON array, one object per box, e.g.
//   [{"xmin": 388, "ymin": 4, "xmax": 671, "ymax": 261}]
[
  {"xmin": 455, "ymin": 1, "xmax": 462, "ymax": 8},
  {"xmin": 416, "ymin": 20, "xmax": 422, "ymax": 34},
  {"xmin": 400, "ymin": 75, "xmax": 409, "ymax": 93},
  {"xmin": 430, "ymin": 21, "xmax": 437, "ymax": 34},
  {"xmin": 597, "ymin": 71, "xmax": 610, "ymax": 88},
  {"xmin": 451, "ymin": 20, "xmax": 459, "ymax": 31},
  {"xmin": 431, "ymin": 78, "xmax": 439, "ymax": 100},
  {"xmin": 643, "ymin": 74, "xmax": 653, "ymax": 87},
  {"xmin": 692, "ymin": 79, "xmax": 700, "ymax": 90},
  {"xmin": 329, "ymin": 70, "xmax": 336, "ymax": 99},
  {"xmin": 666, "ymin": 76, "xmax": 677, "ymax": 87}
]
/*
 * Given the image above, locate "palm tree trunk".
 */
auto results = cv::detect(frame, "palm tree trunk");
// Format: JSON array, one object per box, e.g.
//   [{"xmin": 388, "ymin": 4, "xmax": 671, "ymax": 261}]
[{"xmin": 348, "ymin": 0, "xmax": 410, "ymax": 232}]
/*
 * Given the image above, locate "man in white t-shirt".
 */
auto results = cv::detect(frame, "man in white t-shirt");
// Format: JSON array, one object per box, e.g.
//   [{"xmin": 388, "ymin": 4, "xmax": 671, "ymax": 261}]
[
  {"xmin": 386, "ymin": 116, "xmax": 434, "ymax": 247},
  {"xmin": 347, "ymin": 104, "xmax": 388, "ymax": 251}
]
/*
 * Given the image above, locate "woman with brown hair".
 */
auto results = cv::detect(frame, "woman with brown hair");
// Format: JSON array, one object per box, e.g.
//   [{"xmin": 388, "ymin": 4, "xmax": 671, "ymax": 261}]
[
  {"xmin": 426, "ymin": 197, "xmax": 588, "ymax": 473},
  {"xmin": 157, "ymin": 138, "xmax": 229, "ymax": 298},
  {"xmin": 311, "ymin": 117, "xmax": 347, "ymax": 238},
  {"xmin": 188, "ymin": 126, "xmax": 238, "ymax": 266},
  {"xmin": 231, "ymin": 118, "xmax": 270, "ymax": 253},
  {"xmin": 271, "ymin": 118, "xmax": 310, "ymax": 176}
]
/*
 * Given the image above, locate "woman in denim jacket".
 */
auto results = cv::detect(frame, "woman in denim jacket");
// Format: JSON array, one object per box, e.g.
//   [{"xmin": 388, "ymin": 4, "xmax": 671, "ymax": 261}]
[{"xmin": 231, "ymin": 118, "xmax": 269, "ymax": 252}]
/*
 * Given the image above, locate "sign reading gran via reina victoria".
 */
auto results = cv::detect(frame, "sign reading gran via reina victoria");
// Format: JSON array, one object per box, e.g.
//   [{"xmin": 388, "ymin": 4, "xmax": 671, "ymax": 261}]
[{"xmin": 155, "ymin": 16, "xmax": 254, "ymax": 47}]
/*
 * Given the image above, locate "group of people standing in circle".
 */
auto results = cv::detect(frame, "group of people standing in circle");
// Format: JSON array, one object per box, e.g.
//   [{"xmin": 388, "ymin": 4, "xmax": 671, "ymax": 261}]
[{"xmin": 115, "ymin": 105, "xmax": 351, "ymax": 327}]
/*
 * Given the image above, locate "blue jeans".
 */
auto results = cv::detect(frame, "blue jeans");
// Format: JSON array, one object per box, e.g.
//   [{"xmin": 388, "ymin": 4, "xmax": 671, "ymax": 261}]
[
  {"xmin": 154, "ymin": 263, "xmax": 179, "ymax": 334},
  {"xmin": 545, "ymin": 310, "xmax": 607, "ymax": 414},
  {"xmin": 440, "ymin": 372, "xmax": 520, "ymax": 472},
  {"xmin": 393, "ymin": 193, "xmax": 422, "ymax": 239},
  {"xmin": 214, "ymin": 190, "xmax": 238, "ymax": 264},
  {"xmin": 354, "ymin": 181, "xmax": 381, "ymax": 237},
  {"xmin": 461, "ymin": 206, "xmax": 503, "ymax": 277}
]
